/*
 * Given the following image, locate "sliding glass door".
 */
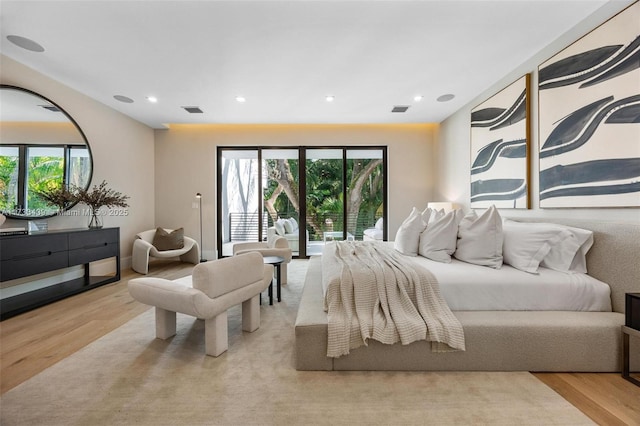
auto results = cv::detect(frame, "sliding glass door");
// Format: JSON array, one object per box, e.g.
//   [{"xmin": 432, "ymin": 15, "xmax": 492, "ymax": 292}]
[
  {"xmin": 217, "ymin": 146, "xmax": 386, "ymax": 258},
  {"xmin": 263, "ymin": 149, "xmax": 300, "ymax": 255},
  {"xmin": 346, "ymin": 149, "xmax": 384, "ymax": 241},
  {"xmin": 305, "ymin": 149, "xmax": 344, "ymax": 256},
  {"xmin": 219, "ymin": 149, "xmax": 260, "ymax": 256}
]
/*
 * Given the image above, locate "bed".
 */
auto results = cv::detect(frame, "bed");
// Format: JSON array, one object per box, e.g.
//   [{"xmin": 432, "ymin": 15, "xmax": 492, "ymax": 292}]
[{"xmin": 294, "ymin": 218, "xmax": 640, "ymax": 371}]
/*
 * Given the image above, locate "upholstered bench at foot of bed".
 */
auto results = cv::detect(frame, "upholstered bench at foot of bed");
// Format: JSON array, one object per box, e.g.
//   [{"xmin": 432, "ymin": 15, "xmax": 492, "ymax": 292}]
[
  {"xmin": 295, "ymin": 256, "xmax": 626, "ymax": 372},
  {"xmin": 129, "ymin": 252, "xmax": 273, "ymax": 357}
]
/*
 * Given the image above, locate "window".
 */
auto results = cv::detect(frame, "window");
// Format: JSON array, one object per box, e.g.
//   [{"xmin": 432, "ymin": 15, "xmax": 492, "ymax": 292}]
[
  {"xmin": 305, "ymin": 149, "xmax": 344, "ymax": 255},
  {"xmin": 0, "ymin": 146, "xmax": 19, "ymax": 213},
  {"xmin": 26, "ymin": 146, "xmax": 64, "ymax": 212},
  {"xmin": 0, "ymin": 144, "xmax": 89, "ymax": 217},
  {"xmin": 263, "ymin": 149, "xmax": 300, "ymax": 253},
  {"xmin": 217, "ymin": 146, "xmax": 387, "ymax": 258},
  {"xmin": 68, "ymin": 146, "xmax": 91, "ymax": 188},
  {"xmin": 346, "ymin": 149, "xmax": 384, "ymax": 241},
  {"xmin": 219, "ymin": 149, "xmax": 261, "ymax": 254}
]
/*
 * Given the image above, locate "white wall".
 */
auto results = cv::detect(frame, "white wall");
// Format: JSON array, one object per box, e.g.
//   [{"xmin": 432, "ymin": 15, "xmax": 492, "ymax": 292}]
[
  {"xmin": 154, "ymin": 124, "xmax": 437, "ymax": 258},
  {"xmin": 1, "ymin": 55, "xmax": 156, "ymax": 263},
  {"xmin": 436, "ymin": 1, "xmax": 639, "ymax": 224}
]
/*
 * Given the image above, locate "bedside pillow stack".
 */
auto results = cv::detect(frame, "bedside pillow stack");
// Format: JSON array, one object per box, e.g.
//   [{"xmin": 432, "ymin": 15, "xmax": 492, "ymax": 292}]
[{"xmin": 394, "ymin": 205, "xmax": 596, "ymax": 274}]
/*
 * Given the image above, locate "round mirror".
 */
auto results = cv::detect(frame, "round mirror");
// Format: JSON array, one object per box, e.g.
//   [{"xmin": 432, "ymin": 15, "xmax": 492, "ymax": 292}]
[{"xmin": 0, "ymin": 85, "xmax": 93, "ymax": 219}]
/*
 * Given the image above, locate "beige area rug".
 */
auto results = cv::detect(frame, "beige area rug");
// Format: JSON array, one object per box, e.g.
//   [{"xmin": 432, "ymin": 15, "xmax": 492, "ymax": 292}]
[{"xmin": 1, "ymin": 259, "xmax": 594, "ymax": 426}]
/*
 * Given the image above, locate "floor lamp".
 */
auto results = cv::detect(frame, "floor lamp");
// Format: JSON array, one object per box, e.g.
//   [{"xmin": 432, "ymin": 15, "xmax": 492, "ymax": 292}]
[{"xmin": 196, "ymin": 193, "xmax": 206, "ymax": 262}]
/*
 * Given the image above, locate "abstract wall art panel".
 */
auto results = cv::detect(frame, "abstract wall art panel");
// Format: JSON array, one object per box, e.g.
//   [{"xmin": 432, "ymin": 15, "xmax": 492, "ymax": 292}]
[
  {"xmin": 538, "ymin": 1, "xmax": 640, "ymax": 208},
  {"xmin": 470, "ymin": 74, "xmax": 530, "ymax": 208}
]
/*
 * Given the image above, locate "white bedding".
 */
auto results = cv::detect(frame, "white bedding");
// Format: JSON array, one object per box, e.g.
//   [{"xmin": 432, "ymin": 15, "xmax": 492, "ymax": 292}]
[
  {"xmin": 410, "ymin": 256, "xmax": 611, "ymax": 311},
  {"xmin": 322, "ymin": 241, "xmax": 465, "ymax": 357},
  {"xmin": 321, "ymin": 242, "xmax": 612, "ymax": 312}
]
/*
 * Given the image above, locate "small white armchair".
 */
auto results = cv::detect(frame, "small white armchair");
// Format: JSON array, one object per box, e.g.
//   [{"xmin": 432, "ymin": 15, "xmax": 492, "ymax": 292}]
[
  {"xmin": 233, "ymin": 236, "xmax": 292, "ymax": 285},
  {"xmin": 132, "ymin": 228, "xmax": 200, "ymax": 274},
  {"xmin": 363, "ymin": 217, "xmax": 384, "ymax": 241}
]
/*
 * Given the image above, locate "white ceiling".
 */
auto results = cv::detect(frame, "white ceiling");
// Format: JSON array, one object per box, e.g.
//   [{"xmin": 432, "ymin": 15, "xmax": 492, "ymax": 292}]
[
  {"xmin": 0, "ymin": 88, "xmax": 65, "ymax": 122},
  {"xmin": 0, "ymin": 0, "xmax": 612, "ymax": 129}
]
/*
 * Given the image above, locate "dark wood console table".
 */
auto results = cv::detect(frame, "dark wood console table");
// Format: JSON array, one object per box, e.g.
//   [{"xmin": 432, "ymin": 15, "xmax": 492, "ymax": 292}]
[{"xmin": 0, "ymin": 227, "xmax": 120, "ymax": 320}]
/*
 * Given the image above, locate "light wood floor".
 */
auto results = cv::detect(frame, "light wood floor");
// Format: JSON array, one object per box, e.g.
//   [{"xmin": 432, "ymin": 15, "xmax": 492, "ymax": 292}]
[{"xmin": 1, "ymin": 261, "xmax": 639, "ymax": 425}]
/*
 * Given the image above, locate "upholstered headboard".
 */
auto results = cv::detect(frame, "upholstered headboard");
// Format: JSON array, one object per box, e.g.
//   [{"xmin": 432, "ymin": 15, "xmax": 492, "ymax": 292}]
[{"xmin": 511, "ymin": 218, "xmax": 640, "ymax": 313}]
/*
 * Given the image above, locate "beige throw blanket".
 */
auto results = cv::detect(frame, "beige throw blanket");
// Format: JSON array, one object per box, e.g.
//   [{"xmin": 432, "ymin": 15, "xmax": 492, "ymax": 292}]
[{"xmin": 323, "ymin": 241, "xmax": 465, "ymax": 358}]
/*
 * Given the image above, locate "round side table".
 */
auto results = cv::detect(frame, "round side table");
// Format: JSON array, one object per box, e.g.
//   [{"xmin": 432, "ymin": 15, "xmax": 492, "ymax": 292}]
[{"xmin": 262, "ymin": 255, "xmax": 284, "ymax": 305}]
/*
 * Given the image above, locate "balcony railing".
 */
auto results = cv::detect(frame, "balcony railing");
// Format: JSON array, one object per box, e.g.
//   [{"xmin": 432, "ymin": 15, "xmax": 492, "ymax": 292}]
[
  {"xmin": 228, "ymin": 212, "xmax": 267, "ymax": 242},
  {"xmin": 228, "ymin": 210, "xmax": 380, "ymax": 242}
]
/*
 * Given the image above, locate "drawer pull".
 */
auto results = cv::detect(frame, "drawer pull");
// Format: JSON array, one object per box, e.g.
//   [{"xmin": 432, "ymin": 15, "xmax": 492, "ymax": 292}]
[
  {"xmin": 84, "ymin": 242, "xmax": 109, "ymax": 249},
  {"xmin": 13, "ymin": 251, "xmax": 52, "ymax": 260}
]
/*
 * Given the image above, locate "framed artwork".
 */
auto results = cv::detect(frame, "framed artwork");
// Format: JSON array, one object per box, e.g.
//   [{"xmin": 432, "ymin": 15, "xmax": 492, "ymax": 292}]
[
  {"xmin": 470, "ymin": 74, "xmax": 530, "ymax": 208},
  {"xmin": 538, "ymin": 1, "xmax": 640, "ymax": 208}
]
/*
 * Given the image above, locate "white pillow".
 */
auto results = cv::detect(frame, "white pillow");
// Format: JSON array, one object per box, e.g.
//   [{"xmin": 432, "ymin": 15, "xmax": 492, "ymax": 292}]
[
  {"xmin": 538, "ymin": 224, "xmax": 594, "ymax": 273},
  {"xmin": 289, "ymin": 217, "xmax": 298, "ymax": 231},
  {"xmin": 375, "ymin": 217, "xmax": 384, "ymax": 230},
  {"xmin": 502, "ymin": 219, "xmax": 573, "ymax": 274},
  {"xmin": 283, "ymin": 218, "xmax": 294, "ymax": 234},
  {"xmin": 454, "ymin": 205, "xmax": 503, "ymax": 268},
  {"xmin": 364, "ymin": 228, "xmax": 383, "ymax": 240},
  {"xmin": 394, "ymin": 207, "xmax": 430, "ymax": 256},
  {"xmin": 418, "ymin": 209, "xmax": 464, "ymax": 263},
  {"xmin": 428, "ymin": 209, "xmax": 445, "ymax": 224},
  {"xmin": 274, "ymin": 219, "xmax": 286, "ymax": 236}
]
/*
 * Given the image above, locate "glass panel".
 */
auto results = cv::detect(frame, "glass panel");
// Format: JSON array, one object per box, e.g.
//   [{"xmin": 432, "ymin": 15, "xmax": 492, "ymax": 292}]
[
  {"xmin": 346, "ymin": 149, "xmax": 384, "ymax": 241},
  {"xmin": 305, "ymin": 148, "xmax": 344, "ymax": 256},
  {"xmin": 263, "ymin": 149, "xmax": 300, "ymax": 255},
  {"xmin": 217, "ymin": 146, "xmax": 386, "ymax": 258},
  {"xmin": 26, "ymin": 146, "xmax": 64, "ymax": 216},
  {"xmin": 0, "ymin": 146, "xmax": 19, "ymax": 213},
  {"xmin": 220, "ymin": 150, "xmax": 260, "ymax": 256},
  {"xmin": 69, "ymin": 146, "xmax": 91, "ymax": 189}
]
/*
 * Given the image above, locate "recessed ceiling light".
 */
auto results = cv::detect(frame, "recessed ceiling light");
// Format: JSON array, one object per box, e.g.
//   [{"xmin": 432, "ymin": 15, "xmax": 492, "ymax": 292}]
[
  {"xmin": 146, "ymin": 96, "xmax": 158, "ymax": 103},
  {"xmin": 236, "ymin": 96, "xmax": 246, "ymax": 103},
  {"xmin": 437, "ymin": 94, "xmax": 455, "ymax": 102},
  {"xmin": 414, "ymin": 95, "xmax": 423, "ymax": 102},
  {"xmin": 7, "ymin": 35, "xmax": 45, "ymax": 52},
  {"xmin": 326, "ymin": 95, "xmax": 335, "ymax": 102},
  {"xmin": 114, "ymin": 95, "xmax": 134, "ymax": 103}
]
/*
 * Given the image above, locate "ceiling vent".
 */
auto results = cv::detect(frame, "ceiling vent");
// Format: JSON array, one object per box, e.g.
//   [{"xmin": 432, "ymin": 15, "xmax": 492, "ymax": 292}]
[
  {"xmin": 391, "ymin": 105, "xmax": 409, "ymax": 113},
  {"xmin": 114, "ymin": 95, "xmax": 134, "ymax": 103},
  {"xmin": 182, "ymin": 106, "xmax": 203, "ymax": 114},
  {"xmin": 39, "ymin": 105, "xmax": 60, "ymax": 112}
]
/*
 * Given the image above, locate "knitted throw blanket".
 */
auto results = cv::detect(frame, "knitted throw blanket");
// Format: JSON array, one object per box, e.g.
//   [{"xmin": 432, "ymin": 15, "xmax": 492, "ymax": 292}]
[{"xmin": 322, "ymin": 241, "xmax": 465, "ymax": 358}]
